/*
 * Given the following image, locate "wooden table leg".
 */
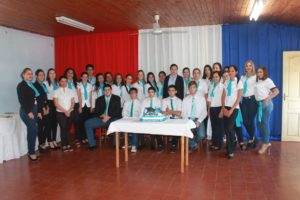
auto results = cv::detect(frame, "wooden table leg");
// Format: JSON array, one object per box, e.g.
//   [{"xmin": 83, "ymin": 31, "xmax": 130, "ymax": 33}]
[
  {"xmin": 185, "ymin": 136, "xmax": 189, "ymax": 166},
  {"xmin": 181, "ymin": 136, "xmax": 184, "ymax": 173},
  {"xmin": 125, "ymin": 132, "xmax": 128, "ymax": 162},
  {"xmin": 115, "ymin": 132, "xmax": 120, "ymax": 168}
]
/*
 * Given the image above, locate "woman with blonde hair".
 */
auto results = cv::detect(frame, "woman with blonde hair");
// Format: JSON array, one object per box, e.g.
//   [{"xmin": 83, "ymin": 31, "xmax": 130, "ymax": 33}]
[{"xmin": 240, "ymin": 60, "xmax": 258, "ymax": 149}]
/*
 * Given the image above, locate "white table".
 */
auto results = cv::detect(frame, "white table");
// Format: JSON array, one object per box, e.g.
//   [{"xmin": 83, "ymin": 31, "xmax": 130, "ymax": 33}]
[
  {"xmin": 107, "ymin": 118, "xmax": 196, "ymax": 173},
  {"xmin": 0, "ymin": 113, "xmax": 27, "ymax": 164}
]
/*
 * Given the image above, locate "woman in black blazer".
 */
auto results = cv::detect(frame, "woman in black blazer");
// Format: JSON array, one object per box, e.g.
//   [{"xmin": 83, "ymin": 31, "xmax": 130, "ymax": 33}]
[
  {"xmin": 17, "ymin": 68, "xmax": 42, "ymax": 161},
  {"xmin": 34, "ymin": 69, "xmax": 50, "ymax": 153}
]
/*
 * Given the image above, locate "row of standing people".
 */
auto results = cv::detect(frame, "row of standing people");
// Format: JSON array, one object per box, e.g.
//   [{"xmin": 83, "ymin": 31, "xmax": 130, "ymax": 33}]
[{"xmin": 17, "ymin": 61, "xmax": 279, "ymax": 161}]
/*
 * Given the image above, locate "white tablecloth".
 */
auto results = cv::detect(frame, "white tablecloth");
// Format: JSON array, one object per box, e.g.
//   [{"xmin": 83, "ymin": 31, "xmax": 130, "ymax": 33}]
[
  {"xmin": 0, "ymin": 113, "xmax": 28, "ymax": 164},
  {"xmin": 107, "ymin": 118, "xmax": 196, "ymax": 138}
]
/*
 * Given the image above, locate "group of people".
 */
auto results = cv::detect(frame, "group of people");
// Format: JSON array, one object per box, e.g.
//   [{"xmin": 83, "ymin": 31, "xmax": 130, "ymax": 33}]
[{"xmin": 17, "ymin": 61, "xmax": 279, "ymax": 161}]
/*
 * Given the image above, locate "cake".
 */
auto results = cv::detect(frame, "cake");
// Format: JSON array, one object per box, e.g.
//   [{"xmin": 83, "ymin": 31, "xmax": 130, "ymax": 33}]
[{"xmin": 140, "ymin": 107, "xmax": 168, "ymax": 122}]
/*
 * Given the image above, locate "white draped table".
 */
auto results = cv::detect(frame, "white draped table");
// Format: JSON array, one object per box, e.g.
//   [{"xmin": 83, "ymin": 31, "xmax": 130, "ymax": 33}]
[
  {"xmin": 107, "ymin": 118, "xmax": 196, "ymax": 173},
  {"xmin": 0, "ymin": 113, "xmax": 28, "ymax": 164}
]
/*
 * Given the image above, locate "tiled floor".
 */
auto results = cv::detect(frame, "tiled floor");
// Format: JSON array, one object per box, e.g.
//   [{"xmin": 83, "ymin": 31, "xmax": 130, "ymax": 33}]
[{"xmin": 1, "ymin": 141, "xmax": 300, "ymax": 200}]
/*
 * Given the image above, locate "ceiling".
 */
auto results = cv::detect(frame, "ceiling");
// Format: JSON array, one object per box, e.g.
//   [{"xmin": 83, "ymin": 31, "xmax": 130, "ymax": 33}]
[{"xmin": 0, "ymin": 0, "xmax": 299, "ymax": 37}]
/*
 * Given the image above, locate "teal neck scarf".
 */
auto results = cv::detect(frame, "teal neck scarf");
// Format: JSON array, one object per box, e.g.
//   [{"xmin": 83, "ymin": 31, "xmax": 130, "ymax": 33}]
[{"xmin": 27, "ymin": 81, "xmax": 40, "ymax": 97}]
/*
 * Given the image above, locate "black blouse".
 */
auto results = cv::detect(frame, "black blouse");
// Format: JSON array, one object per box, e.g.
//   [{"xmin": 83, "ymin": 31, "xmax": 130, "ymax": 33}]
[
  {"xmin": 34, "ymin": 81, "xmax": 48, "ymax": 110},
  {"xmin": 17, "ymin": 80, "xmax": 42, "ymax": 114}
]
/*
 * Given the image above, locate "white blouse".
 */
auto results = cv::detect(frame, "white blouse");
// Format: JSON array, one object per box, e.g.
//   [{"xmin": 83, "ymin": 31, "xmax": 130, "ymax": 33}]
[
  {"xmin": 207, "ymin": 83, "xmax": 224, "ymax": 107},
  {"xmin": 240, "ymin": 75, "xmax": 256, "ymax": 97},
  {"xmin": 54, "ymin": 87, "xmax": 75, "ymax": 112},
  {"xmin": 254, "ymin": 78, "xmax": 276, "ymax": 101},
  {"xmin": 223, "ymin": 78, "xmax": 243, "ymax": 109},
  {"xmin": 78, "ymin": 82, "xmax": 92, "ymax": 108}
]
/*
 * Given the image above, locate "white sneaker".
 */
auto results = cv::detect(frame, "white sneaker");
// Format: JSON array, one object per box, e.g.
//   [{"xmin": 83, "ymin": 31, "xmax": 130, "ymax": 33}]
[
  {"xmin": 131, "ymin": 146, "xmax": 137, "ymax": 153},
  {"xmin": 122, "ymin": 145, "xmax": 132, "ymax": 149}
]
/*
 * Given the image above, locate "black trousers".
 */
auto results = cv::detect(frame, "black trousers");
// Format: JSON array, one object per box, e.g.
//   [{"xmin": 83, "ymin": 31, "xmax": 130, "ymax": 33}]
[
  {"xmin": 234, "ymin": 125, "xmax": 244, "ymax": 144},
  {"xmin": 79, "ymin": 105, "xmax": 91, "ymax": 140},
  {"xmin": 37, "ymin": 108, "xmax": 50, "ymax": 146},
  {"xmin": 224, "ymin": 107, "xmax": 238, "ymax": 155},
  {"xmin": 47, "ymin": 100, "xmax": 57, "ymax": 142},
  {"xmin": 57, "ymin": 111, "xmax": 74, "ymax": 147},
  {"xmin": 210, "ymin": 107, "xmax": 224, "ymax": 148},
  {"xmin": 72, "ymin": 103, "xmax": 80, "ymax": 141},
  {"xmin": 150, "ymin": 135, "xmax": 164, "ymax": 148}
]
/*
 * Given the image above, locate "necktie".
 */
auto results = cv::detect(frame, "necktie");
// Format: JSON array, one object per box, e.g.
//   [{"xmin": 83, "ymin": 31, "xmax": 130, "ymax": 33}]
[
  {"xmin": 83, "ymin": 83, "xmax": 88, "ymax": 100},
  {"xmin": 52, "ymin": 81, "xmax": 58, "ymax": 90},
  {"xmin": 227, "ymin": 80, "xmax": 233, "ymax": 96},
  {"xmin": 258, "ymin": 101, "xmax": 263, "ymax": 122},
  {"xmin": 184, "ymin": 78, "xmax": 190, "ymax": 87},
  {"xmin": 126, "ymin": 84, "xmax": 131, "ymax": 92},
  {"xmin": 67, "ymin": 81, "xmax": 73, "ymax": 89},
  {"xmin": 104, "ymin": 96, "xmax": 110, "ymax": 115},
  {"xmin": 210, "ymin": 83, "xmax": 218, "ymax": 97},
  {"xmin": 160, "ymin": 82, "xmax": 164, "ymax": 97},
  {"xmin": 119, "ymin": 84, "xmax": 122, "ymax": 97},
  {"xmin": 130, "ymin": 100, "xmax": 134, "ymax": 117},
  {"xmin": 100, "ymin": 84, "xmax": 104, "ymax": 95},
  {"xmin": 28, "ymin": 82, "xmax": 40, "ymax": 97},
  {"xmin": 153, "ymin": 84, "xmax": 159, "ymax": 97},
  {"xmin": 243, "ymin": 76, "xmax": 249, "ymax": 95},
  {"xmin": 197, "ymin": 80, "xmax": 201, "ymax": 91},
  {"xmin": 235, "ymin": 109, "xmax": 243, "ymax": 127},
  {"xmin": 191, "ymin": 96, "xmax": 196, "ymax": 120},
  {"xmin": 170, "ymin": 98, "xmax": 174, "ymax": 111},
  {"xmin": 40, "ymin": 82, "xmax": 49, "ymax": 94},
  {"xmin": 150, "ymin": 98, "xmax": 153, "ymax": 108},
  {"xmin": 140, "ymin": 81, "xmax": 145, "ymax": 94}
]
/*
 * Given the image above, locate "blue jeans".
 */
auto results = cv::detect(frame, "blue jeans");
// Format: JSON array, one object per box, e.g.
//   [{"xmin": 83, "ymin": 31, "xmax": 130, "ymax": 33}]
[
  {"xmin": 129, "ymin": 133, "xmax": 138, "ymax": 147},
  {"xmin": 189, "ymin": 122, "xmax": 206, "ymax": 149},
  {"xmin": 257, "ymin": 101, "xmax": 273, "ymax": 144},
  {"xmin": 241, "ymin": 96, "xmax": 258, "ymax": 140},
  {"xmin": 85, "ymin": 117, "xmax": 118, "ymax": 147},
  {"xmin": 19, "ymin": 106, "xmax": 38, "ymax": 155}
]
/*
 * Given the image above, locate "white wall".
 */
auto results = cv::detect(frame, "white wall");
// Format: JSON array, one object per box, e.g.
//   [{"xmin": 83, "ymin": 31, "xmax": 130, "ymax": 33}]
[
  {"xmin": 0, "ymin": 26, "xmax": 54, "ymax": 113},
  {"xmin": 138, "ymin": 25, "xmax": 222, "ymax": 76}
]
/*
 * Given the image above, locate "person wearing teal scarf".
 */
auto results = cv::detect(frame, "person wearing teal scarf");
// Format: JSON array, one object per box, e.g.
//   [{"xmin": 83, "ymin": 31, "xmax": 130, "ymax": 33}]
[
  {"xmin": 146, "ymin": 72, "xmax": 159, "ymax": 98},
  {"xmin": 158, "ymin": 71, "xmax": 166, "ymax": 98},
  {"xmin": 240, "ymin": 60, "xmax": 258, "ymax": 149},
  {"xmin": 254, "ymin": 66, "xmax": 279, "ymax": 155},
  {"xmin": 222, "ymin": 65, "xmax": 242, "ymax": 159},
  {"xmin": 183, "ymin": 67, "xmax": 191, "ymax": 96}
]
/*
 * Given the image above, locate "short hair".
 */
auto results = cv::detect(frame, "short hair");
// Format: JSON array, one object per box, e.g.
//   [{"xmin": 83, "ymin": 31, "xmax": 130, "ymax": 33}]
[
  {"xmin": 170, "ymin": 64, "xmax": 178, "ymax": 69},
  {"xmin": 80, "ymin": 72, "xmax": 88, "ymax": 77},
  {"xmin": 103, "ymin": 84, "xmax": 112, "ymax": 90},
  {"xmin": 148, "ymin": 86, "xmax": 156, "ymax": 92},
  {"xmin": 182, "ymin": 67, "xmax": 190, "ymax": 73},
  {"xmin": 20, "ymin": 68, "xmax": 32, "ymax": 79},
  {"xmin": 85, "ymin": 64, "xmax": 94, "ymax": 70},
  {"xmin": 59, "ymin": 75, "xmax": 67, "ymax": 81},
  {"xmin": 129, "ymin": 87, "xmax": 138, "ymax": 93},
  {"xmin": 192, "ymin": 67, "xmax": 201, "ymax": 74},
  {"xmin": 168, "ymin": 85, "xmax": 177, "ymax": 90},
  {"xmin": 158, "ymin": 71, "xmax": 166, "ymax": 76},
  {"xmin": 125, "ymin": 74, "xmax": 133, "ymax": 78},
  {"xmin": 188, "ymin": 81, "xmax": 197, "ymax": 88},
  {"xmin": 256, "ymin": 65, "xmax": 269, "ymax": 81},
  {"xmin": 35, "ymin": 69, "xmax": 44, "ymax": 76}
]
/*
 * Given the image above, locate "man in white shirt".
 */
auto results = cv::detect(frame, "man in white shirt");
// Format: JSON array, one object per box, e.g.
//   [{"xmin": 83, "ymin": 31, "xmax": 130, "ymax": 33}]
[
  {"xmin": 140, "ymin": 87, "xmax": 164, "ymax": 152},
  {"xmin": 122, "ymin": 87, "xmax": 141, "ymax": 153},
  {"xmin": 86, "ymin": 64, "xmax": 96, "ymax": 85},
  {"xmin": 182, "ymin": 81, "xmax": 207, "ymax": 153},
  {"xmin": 162, "ymin": 85, "xmax": 182, "ymax": 153}
]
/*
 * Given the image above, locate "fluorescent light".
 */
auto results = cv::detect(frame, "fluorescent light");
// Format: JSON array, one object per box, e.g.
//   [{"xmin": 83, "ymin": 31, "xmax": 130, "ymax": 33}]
[
  {"xmin": 250, "ymin": 0, "xmax": 265, "ymax": 21},
  {"xmin": 56, "ymin": 16, "xmax": 94, "ymax": 32}
]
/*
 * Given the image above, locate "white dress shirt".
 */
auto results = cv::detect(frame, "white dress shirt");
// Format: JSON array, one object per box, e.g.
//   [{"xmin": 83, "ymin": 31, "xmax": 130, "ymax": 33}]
[
  {"xmin": 254, "ymin": 78, "xmax": 276, "ymax": 101},
  {"xmin": 240, "ymin": 75, "xmax": 256, "ymax": 97},
  {"xmin": 145, "ymin": 83, "xmax": 159, "ymax": 98},
  {"xmin": 78, "ymin": 82, "xmax": 92, "ymax": 108},
  {"xmin": 121, "ymin": 85, "xmax": 132, "ymax": 103},
  {"xmin": 157, "ymin": 81, "xmax": 164, "ymax": 98},
  {"xmin": 162, "ymin": 96, "xmax": 182, "ymax": 112},
  {"xmin": 88, "ymin": 76, "xmax": 96, "ymax": 85},
  {"xmin": 223, "ymin": 78, "xmax": 243, "ymax": 109},
  {"xmin": 168, "ymin": 75, "xmax": 177, "ymax": 86},
  {"xmin": 195, "ymin": 79, "xmax": 209, "ymax": 97},
  {"xmin": 91, "ymin": 85, "xmax": 104, "ymax": 109},
  {"xmin": 207, "ymin": 82, "xmax": 224, "ymax": 107},
  {"xmin": 132, "ymin": 81, "xmax": 146, "ymax": 102},
  {"xmin": 122, "ymin": 99, "xmax": 141, "ymax": 118},
  {"xmin": 182, "ymin": 94, "xmax": 207, "ymax": 124},
  {"xmin": 44, "ymin": 81, "xmax": 58, "ymax": 100},
  {"xmin": 54, "ymin": 87, "xmax": 75, "ymax": 112},
  {"xmin": 140, "ymin": 97, "xmax": 162, "ymax": 117}
]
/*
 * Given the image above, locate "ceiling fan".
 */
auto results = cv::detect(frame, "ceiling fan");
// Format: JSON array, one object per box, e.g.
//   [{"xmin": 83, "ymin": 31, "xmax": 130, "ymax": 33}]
[{"xmin": 129, "ymin": 15, "xmax": 188, "ymax": 36}]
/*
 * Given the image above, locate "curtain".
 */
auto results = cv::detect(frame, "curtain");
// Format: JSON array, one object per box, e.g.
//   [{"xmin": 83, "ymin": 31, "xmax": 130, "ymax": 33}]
[
  {"xmin": 138, "ymin": 25, "xmax": 222, "ymax": 76},
  {"xmin": 55, "ymin": 30, "xmax": 138, "ymax": 77},
  {"xmin": 222, "ymin": 23, "xmax": 300, "ymax": 141}
]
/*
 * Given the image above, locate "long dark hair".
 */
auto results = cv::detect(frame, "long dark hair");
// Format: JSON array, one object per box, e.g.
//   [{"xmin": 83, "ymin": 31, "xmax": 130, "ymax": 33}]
[
  {"xmin": 94, "ymin": 73, "xmax": 104, "ymax": 91},
  {"xmin": 256, "ymin": 65, "xmax": 269, "ymax": 81},
  {"xmin": 202, "ymin": 65, "xmax": 212, "ymax": 80},
  {"xmin": 147, "ymin": 72, "xmax": 159, "ymax": 92},
  {"xmin": 63, "ymin": 67, "xmax": 77, "ymax": 88},
  {"xmin": 213, "ymin": 62, "xmax": 222, "ymax": 72},
  {"xmin": 46, "ymin": 68, "xmax": 57, "ymax": 86},
  {"xmin": 35, "ymin": 69, "xmax": 45, "ymax": 82},
  {"xmin": 228, "ymin": 65, "xmax": 240, "ymax": 82},
  {"xmin": 104, "ymin": 72, "xmax": 113, "ymax": 83}
]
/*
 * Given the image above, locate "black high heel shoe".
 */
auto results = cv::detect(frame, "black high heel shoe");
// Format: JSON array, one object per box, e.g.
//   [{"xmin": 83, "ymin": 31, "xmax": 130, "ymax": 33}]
[
  {"xmin": 239, "ymin": 143, "xmax": 247, "ymax": 151},
  {"xmin": 27, "ymin": 154, "xmax": 39, "ymax": 161}
]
